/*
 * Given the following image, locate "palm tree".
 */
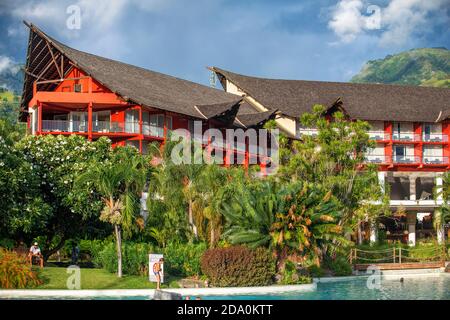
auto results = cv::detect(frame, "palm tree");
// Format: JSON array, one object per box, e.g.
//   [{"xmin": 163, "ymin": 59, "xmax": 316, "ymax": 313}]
[
  {"xmin": 147, "ymin": 140, "xmax": 204, "ymax": 241},
  {"xmin": 222, "ymin": 180, "xmax": 347, "ymax": 271},
  {"xmin": 76, "ymin": 147, "xmax": 146, "ymax": 277}
]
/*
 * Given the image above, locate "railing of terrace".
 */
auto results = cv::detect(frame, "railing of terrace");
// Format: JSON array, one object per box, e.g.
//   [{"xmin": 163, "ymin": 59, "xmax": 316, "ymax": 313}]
[
  {"xmin": 42, "ymin": 120, "xmax": 86, "ymax": 132},
  {"xmin": 422, "ymin": 133, "xmax": 448, "ymax": 143},
  {"xmin": 392, "ymin": 133, "xmax": 421, "ymax": 142},
  {"xmin": 349, "ymin": 247, "xmax": 446, "ymax": 265},
  {"xmin": 392, "ymin": 155, "xmax": 421, "ymax": 164},
  {"xmin": 368, "ymin": 131, "xmax": 390, "ymax": 141},
  {"xmin": 422, "ymin": 156, "xmax": 449, "ymax": 165},
  {"xmin": 364, "ymin": 154, "xmax": 391, "ymax": 164}
]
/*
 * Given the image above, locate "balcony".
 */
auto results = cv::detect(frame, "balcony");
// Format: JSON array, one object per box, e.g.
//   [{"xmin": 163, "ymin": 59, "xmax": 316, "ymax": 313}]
[
  {"xmin": 392, "ymin": 132, "xmax": 420, "ymax": 142},
  {"xmin": 42, "ymin": 120, "xmax": 165, "ymax": 137},
  {"xmin": 422, "ymin": 156, "xmax": 449, "ymax": 165},
  {"xmin": 422, "ymin": 133, "xmax": 448, "ymax": 143},
  {"xmin": 368, "ymin": 131, "xmax": 390, "ymax": 141}
]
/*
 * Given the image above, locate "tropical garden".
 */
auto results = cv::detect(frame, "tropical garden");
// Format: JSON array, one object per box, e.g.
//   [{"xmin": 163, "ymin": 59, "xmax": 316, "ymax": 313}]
[{"xmin": 0, "ymin": 104, "xmax": 448, "ymax": 289}]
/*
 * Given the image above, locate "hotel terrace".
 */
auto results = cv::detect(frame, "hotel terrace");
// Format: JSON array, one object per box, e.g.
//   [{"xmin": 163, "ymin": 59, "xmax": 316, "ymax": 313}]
[{"xmin": 21, "ymin": 23, "xmax": 450, "ymax": 246}]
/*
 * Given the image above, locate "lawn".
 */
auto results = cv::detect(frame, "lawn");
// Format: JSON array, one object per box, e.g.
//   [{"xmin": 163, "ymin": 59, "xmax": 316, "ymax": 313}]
[{"xmin": 36, "ymin": 266, "xmax": 181, "ymax": 289}]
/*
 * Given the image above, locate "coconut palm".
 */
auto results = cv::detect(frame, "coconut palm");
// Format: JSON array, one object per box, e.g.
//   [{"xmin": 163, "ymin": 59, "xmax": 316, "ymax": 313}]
[{"xmin": 76, "ymin": 147, "xmax": 147, "ymax": 277}]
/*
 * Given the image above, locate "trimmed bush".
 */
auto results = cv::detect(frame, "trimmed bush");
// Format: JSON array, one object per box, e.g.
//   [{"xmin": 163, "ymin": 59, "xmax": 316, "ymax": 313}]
[
  {"xmin": 0, "ymin": 248, "xmax": 42, "ymax": 288},
  {"xmin": 201, "ymin": 246, "xmax": 275, "ymax": 287}
]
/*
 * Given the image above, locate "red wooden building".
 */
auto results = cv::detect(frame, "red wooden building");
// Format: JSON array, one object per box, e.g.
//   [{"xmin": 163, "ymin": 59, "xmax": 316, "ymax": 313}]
[{"xmin": 21, "ymin": 23, "xmax": 275, "ymax": 167}]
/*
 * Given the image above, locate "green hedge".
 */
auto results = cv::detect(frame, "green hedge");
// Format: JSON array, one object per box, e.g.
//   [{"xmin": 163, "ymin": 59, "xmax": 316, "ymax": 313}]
[
  {"xmin": 89, "ymin": 240, "xmax": 206, "ymax": 277},
  {"xmin": 200, "ymin": 246, "xmax": 275, "ymax": 287}
]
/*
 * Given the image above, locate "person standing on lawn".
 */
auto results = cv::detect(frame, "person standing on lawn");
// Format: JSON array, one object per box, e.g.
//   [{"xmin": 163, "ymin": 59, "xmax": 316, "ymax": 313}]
[{"xmin": 153, "ymin": 258, "xmax": 164, "ymax": 290}]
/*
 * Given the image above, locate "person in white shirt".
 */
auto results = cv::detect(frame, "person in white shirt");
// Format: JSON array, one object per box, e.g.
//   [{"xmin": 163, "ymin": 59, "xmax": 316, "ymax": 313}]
[{"xmin": 28, "ymin": 242, "xmax": 44, "ymax": 268}]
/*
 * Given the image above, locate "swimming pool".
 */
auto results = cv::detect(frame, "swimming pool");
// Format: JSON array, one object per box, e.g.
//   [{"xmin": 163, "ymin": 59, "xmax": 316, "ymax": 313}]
[
  {"xmin": 202, "ymin": 275, "xmax": 450, "ymax": 300},
  {"xmin": 2, "ymin": 274, "xmax": 449, "ymax": 300}
]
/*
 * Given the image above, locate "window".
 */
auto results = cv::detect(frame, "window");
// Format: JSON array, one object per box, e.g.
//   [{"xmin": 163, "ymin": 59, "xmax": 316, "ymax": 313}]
[
  {"xmin": 74, "ymin": 83, "xmax": 82, "ymax": 92},
  {"xmin": 394, "ymin": 145, "xmax": 406, "ymax": 162},
  {"xmin": 125, "ymin": 109, "xmax": 139, "ymax": 133},
  {"xmin": 93, "ymin": 111, "xmax": 110, "ymax": 132},
  {"xmin": 149, "ymin": 114, "xmax": 172, "ymax": 137}
]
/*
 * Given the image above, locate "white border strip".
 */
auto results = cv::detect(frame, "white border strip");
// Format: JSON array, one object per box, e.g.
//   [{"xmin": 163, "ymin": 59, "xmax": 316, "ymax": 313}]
[{"xmin": 0, "ymin": 284, "xmax": 316, "ymax": 299}]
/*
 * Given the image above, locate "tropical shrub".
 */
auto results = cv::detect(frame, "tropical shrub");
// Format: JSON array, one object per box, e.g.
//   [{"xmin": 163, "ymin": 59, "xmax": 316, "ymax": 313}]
[
  {"xmin": 163, "ymin": 242, "xmax": 207, "ymax": 277},
  {"xmin": 93, "ymin": 241, "xmax": 155, "ymax": 276},
  {"xmin": 200, "ymin": 246, "xmax": 275, "ymax": 287},
  {"xmin": 279, "ymin": 260, "xmax": 312, "ymax": 284},
  {"xmin": 0, "ymin": 248, "xmax": 42, "ymax": 288},
  {"xmin": 325, "ymin": 256, "xmax": 352, "ymax": 276}
]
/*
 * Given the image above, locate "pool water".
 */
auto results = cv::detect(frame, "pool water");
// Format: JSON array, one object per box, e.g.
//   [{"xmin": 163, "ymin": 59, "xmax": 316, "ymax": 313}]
[{"xmin": 202, "ymin": 276, "xmax": 450, "ymax": 300}]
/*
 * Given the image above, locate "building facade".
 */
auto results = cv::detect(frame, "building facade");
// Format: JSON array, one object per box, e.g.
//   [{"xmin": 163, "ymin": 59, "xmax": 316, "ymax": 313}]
[
  {"xmin": 211, "ymin": 67, "xmax": 450, "ymax": 246},
  {"xmin": 21, "ymin": 23, "xmax": 450, "ymax": 246},
  {"xmin": 21, "ymin": 23, "xmax": 274, "ymax": 171}
]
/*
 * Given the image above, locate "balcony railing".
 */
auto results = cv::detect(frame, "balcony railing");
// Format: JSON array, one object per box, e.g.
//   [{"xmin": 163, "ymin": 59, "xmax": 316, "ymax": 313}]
[
  {"xmin": 42, "ymin": 120, "xmax": 86, "ymax": 132},
  {"xmin": 422, "ymin": 133, "xmax": 448, "ymax": 143},
  {"xmin": 298, "ymin": 129, "xmax": 319, "ymax": 138},
  {"xmin": 423, "ymin": 156, "xmax": 449, "ymax": 165},
  {"xmin": 392, "ymin": 155, "xmax": 420, "ymax": 164},
  {"xmin": 364, "ymin": 154, "xmax": 391, "ymax": 164},
  {"xmin": 392, "ymin": 133, "xmax": 420, "ymax": 142},
  {"xmin": 368, "ymin": 131, "xmax": 390, "ymax": 141},
  {"xmin": 42, "ymin": 120, "xmax": 166, "ymax": 136}
]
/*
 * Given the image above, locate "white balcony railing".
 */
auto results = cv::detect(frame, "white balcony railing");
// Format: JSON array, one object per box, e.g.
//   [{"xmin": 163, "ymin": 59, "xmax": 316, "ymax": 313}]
[
  {"xmin": 392, "ymin": 132, "xmax": 420, "ymax": 142},
  {"xmin": 423, "ymin": 156, "xmax": 449, "ymax": 165},
  {"xmin": 392, "ymin": 155, "xmax": 420, "ymax": 164},
  {"xmin": 368, "ymin": 131, "xmax": 389, "ymax": 141},
  {"xmin": 422, "ymin": 133, "xmax": 448, "ymax": 143},
  {"xmin": 364, "ymin": 154, "xmax": 390, "ymax": 164}
]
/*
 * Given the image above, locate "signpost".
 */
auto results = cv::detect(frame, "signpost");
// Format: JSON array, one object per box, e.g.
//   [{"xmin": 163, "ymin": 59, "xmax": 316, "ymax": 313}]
[{"xmin": 149, "ymin": 254, "xmax": 164, "ymax": 283}]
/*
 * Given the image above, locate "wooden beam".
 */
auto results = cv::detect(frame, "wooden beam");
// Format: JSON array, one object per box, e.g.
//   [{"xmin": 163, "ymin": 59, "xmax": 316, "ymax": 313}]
[{"xmin": 45, "ymin": 41, "xmax": 62, "ymax": 78}]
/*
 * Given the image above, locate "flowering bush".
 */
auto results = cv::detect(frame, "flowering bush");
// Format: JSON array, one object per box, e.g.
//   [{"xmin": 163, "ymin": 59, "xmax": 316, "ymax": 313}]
[{"xmin": 0, "ymin": 248, "xmax": 42, "ymax": 288}]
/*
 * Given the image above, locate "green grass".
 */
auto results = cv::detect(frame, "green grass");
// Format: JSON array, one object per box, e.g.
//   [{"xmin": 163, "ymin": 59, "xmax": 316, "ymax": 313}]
[{"xmin": 35, "ymin": 266, "xmax": 181, "ymax": 290}]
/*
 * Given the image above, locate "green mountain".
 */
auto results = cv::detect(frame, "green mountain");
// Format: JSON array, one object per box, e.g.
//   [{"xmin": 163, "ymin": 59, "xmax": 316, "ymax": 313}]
[
  {"xmin": 0, "ymin": 63, "xmax": 24, "ymax": 94},
  {"xmin": 351, "ymin": 48, "xmax": 450, "ymax": 88}
]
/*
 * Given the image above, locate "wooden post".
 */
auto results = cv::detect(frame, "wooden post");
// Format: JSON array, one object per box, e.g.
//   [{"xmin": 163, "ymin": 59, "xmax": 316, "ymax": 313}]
[
  {"xmin": 399, "ymin": 248, "xmax": 402, "ymax": 264},
  {"xmin": 393, "ymin": 247, "xmax": 396, "ymax": 263},
  {"xmin": 349, "ymin": 249, "xmax": 353, "ymax": 265},
  {"xmin": 87, "ymin": 102, "xmax": 93, "ymax": 141},
  {"xmin": 37, "ymin": 101, "xmax": 42, "ymax": 134},
  {"xmin": 138, "ymin": 106, "xmax": 143, "ymax": 154}
]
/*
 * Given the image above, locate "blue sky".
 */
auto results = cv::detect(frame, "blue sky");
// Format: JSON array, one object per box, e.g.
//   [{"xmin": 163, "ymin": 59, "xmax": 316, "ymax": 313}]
[{"xmin": 0, "ymin": 0, "xmax": 449, "ymax": 86}]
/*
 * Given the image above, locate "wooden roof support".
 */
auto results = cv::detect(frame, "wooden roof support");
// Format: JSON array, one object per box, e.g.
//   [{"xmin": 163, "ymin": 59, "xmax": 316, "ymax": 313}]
[{"xmin": 45, "ymin": 40, "xmax": 62, "ymax": 78}]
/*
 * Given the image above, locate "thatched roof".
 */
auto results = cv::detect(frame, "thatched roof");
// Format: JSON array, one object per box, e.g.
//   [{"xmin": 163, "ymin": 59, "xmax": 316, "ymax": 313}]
[
  {"xmin": 212, "ymin": 67, "xmax": 450, "ymax": 122},
  {"xmin": 21, "ymin": 23, "xmax": 242, "ymax": 119}
]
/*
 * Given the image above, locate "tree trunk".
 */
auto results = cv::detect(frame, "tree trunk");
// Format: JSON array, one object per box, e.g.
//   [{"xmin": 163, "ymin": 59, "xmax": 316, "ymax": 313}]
[
  {"xmin": 43, "ymin": 237, "xmax": 66, "ymax": 262},
  {"xmin": 115, "ymin": 224, "xmax": 123, "ymax": 278},
  {"xmin": 357, "ymin": 220, "xmax": 363, "ymax": 245},
  {"xmin": 210, "ymin": 224, "xmax": 215, "ymax": 248},
  {"xmin": 188, "ymin": 199, "xmax": 198, "ymax": 239}
]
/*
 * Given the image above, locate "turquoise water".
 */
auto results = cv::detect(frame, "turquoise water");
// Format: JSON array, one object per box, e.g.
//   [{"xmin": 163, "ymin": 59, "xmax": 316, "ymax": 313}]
[{"xmin": 201, "ymin": 276, "xmax": 450, "ymax": 300}]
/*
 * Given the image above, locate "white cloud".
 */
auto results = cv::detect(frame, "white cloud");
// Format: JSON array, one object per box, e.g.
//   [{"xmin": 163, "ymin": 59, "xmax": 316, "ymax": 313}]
[
  {"xmin": 0, "ymin": 56, "xmax": 20, "ymax": 74},
  {"xmin": 328, "ymin": 0, "xmax": 449, "ymax": 46}
]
